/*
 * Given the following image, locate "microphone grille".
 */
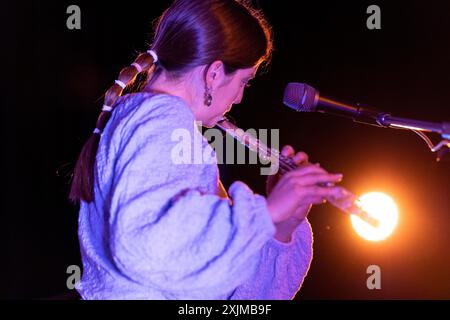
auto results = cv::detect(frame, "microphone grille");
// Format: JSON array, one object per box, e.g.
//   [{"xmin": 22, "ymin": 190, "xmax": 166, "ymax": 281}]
[{"xmin": 283, "ymin": 82, "xmax": 319, "ymax": 112}]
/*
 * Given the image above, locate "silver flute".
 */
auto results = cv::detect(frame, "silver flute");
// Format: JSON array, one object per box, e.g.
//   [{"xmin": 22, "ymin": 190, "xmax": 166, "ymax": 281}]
[{"xmin": 216, "ymin": 117, "xmax": 379, "ymax": 227}]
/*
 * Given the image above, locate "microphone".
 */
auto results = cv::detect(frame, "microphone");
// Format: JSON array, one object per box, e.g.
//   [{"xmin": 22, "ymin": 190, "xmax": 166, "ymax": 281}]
[
  {"xmin": 283, "ymin": 82, "xmax": 450, "ymax": 136},
  {"xmin": 283, "ymin": 82, "xmax": 389, "ymax": 127}
]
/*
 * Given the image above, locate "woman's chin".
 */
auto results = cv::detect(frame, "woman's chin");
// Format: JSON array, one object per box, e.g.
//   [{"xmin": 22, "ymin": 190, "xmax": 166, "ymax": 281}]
[
  {"xmin": 201, "ymin": 120, "xmax": 215, "ymax": 128},
  {"xmin": 204, "ymin": 117, "xmax": 222, "ymax": 128}
]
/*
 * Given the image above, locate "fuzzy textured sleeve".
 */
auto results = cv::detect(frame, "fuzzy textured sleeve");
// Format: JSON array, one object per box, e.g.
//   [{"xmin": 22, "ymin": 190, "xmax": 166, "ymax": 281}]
[{"xmin": 77, "ymin": 94, "xmax": 278, "ymax": 299}]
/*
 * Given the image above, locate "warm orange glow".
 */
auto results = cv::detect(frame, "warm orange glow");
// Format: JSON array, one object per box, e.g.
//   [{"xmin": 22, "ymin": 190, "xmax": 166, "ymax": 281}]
[{"xmin": 351, "ymin": 192, "xmax": 399, "ymax": 241}]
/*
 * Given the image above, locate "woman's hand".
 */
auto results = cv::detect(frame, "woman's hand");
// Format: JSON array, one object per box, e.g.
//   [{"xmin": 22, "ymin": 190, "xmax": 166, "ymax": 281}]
[
  {"xmin": 266, "ymin": 146, "xmax": 309, "ymax": 195},
  {"xmin": 267, "ymin": 146, "xmax": 313, "ymax": 223},
  {"xmin": 265, "ymin": 146, "xmax": 345, "ymax": 224}
]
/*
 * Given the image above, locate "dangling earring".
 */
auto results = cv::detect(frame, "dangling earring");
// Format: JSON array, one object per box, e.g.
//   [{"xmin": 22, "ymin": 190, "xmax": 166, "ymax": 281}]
[{"xmin": 204, "ymin": 87, "xmax": 213, "ymax": 107}]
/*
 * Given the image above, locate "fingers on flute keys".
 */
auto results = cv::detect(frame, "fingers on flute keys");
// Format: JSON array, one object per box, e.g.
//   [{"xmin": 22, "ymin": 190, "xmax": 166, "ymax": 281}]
[
  {"xmin": 281, "ymin": 145, "xmax": 309, "ymax": 165},
  {"xmin": 305, "ymin": 186, "xmax": 348, "ymax": 205}
]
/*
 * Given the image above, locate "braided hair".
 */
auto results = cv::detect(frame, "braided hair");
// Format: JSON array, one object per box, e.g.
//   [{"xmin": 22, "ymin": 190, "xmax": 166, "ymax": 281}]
[{"xmin": 69, "ymin": 51, "xmax": 158, "ymax": 202}]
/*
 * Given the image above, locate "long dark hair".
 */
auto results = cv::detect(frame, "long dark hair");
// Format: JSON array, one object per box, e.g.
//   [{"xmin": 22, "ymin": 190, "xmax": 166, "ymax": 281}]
[{"xmin": 69, "ymin": 0, "xmax": 273, "ymax": 203}]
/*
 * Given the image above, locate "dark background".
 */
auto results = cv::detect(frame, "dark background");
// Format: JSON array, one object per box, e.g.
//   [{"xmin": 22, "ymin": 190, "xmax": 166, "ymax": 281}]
[{"xmin": 3, "ymin": 0, "xmax": 450, "ymax": 299}]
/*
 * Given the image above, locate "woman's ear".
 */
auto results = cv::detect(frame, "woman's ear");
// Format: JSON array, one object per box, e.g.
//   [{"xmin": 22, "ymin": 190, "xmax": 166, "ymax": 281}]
[{"xmin": 205, "ymin": 60, "xmax": 228, "ymax": 90}]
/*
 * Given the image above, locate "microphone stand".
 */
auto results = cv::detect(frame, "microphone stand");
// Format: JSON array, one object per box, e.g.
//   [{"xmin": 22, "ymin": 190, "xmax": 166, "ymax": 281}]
[{"xmin": 376, "ymin": 115, "xmax": 450, "ymax": 162}]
